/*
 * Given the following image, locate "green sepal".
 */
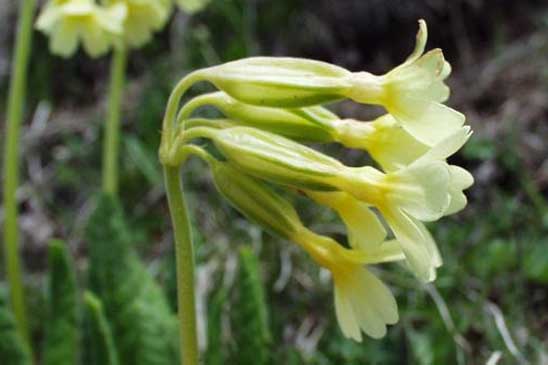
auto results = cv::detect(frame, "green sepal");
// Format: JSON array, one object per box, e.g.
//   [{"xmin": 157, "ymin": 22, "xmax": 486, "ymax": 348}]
[
  {"xmin": 208, "ymin": 126, "xmax": 342, "ymax": 191},
  {"xmin": 182, "ymin": 92, "xmax": 336, "ymax": 142},
  {"xmin": 210, "ymin": 161, "xmax": 301, "ymax": 239}
]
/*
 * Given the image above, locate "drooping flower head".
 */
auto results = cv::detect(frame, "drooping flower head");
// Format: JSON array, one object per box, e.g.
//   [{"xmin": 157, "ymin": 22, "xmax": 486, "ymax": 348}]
[
  {"xmin": 36, "ymin": 0, "xmax": 127, "ymax": 58},
  {"xmin": 159, "ymin": 18, "xmax": 474, "ymax": 344}
]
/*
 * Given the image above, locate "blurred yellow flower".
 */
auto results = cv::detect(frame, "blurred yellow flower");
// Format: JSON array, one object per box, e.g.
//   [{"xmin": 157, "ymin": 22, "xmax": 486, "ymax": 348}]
[
  {"xmin": 36, "ymin": 0, "xmax": 126, "ymax": 58},
  {"xmin": 104, "ymin": 0, "xmax": 172, "ymax": 48}
]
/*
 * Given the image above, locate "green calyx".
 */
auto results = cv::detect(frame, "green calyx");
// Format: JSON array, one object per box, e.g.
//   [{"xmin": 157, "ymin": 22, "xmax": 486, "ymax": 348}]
[
  {"xmin": 183, "ymin": 126, "xmax": 344, "ymax": 191},
  {"xmin": 192, "ymin": 57, "xmax": 352, "ymax": 108},
  {"xmin": 179, "ymin": 92, "xmax": 336, "ymax": 142},
  {"xmin": 209, "ymin": 161, "xmax": 302, "ymax": 240}
]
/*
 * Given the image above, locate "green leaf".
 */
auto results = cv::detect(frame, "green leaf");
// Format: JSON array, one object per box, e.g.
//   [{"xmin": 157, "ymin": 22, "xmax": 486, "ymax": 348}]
[
  {"xmin": 43, "ymin": 240, "xmax": 79, "ymax": 365},
  {"xmin": 0, "ymin": 288, "xmax": 32, "ymax": 365},
  {"xmin": 524, "ymin": 239, "xmax": 548, "ymax": 283},
  {"xmin": 205, "ymin": 286, "xmax": 227, "ymax": 365},
  {"xmin": 124, "ymin": 136, "xmax": 162, "ymax": 185},
  {"xmin": 82, "ymin": 291, "xmax": 119, "ymax": 365},
  {"xmin": 230, "ymin": 247, "xmax": 271, "ymax": 365},
  {"xmin": 86, "ymin": 194, "xmax": 179, "ymax": 365}
]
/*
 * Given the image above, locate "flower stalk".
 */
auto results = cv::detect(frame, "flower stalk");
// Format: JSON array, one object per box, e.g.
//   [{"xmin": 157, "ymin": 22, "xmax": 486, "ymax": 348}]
[
  {"xmin": 102, "ymin": 46, "xmax": 127, "ymax": 195},
  {"xmin": 163, "ymin": 166, "xmax": 199, "ymax": 365},
  {"xmin": 2, "ymin": 0, "xmax": 37, "ymax": 344}
]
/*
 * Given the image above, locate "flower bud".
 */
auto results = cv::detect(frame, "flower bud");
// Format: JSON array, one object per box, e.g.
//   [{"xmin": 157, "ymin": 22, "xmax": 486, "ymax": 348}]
[
  {"xmin": 181, "ymin": 92, "xmax": 336, "ymax": 142},
  {"xmin": 195, "ymin": 57, "xmax": 352, "ymax": 107}
]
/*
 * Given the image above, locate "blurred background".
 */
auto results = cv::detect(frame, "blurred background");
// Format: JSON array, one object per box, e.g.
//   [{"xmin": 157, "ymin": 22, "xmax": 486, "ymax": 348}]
[{"xmin": 1, "ymin": 0, "xmax": 547, "ymax": 364}]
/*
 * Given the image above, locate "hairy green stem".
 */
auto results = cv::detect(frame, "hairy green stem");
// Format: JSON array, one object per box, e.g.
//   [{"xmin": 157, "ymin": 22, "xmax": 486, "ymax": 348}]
[
  {"xmin": 159, "ymin": 71, "xmax": 203, "ymax": 161},
  {"xmin": 2, "ymin": 0, "xmax": 37, "ymax": 343},
  {"xmin": 102, "ymin": 47, "xmax": 127, "ymax": 195},
  {"xmin": 164, "ymin": 166, "xmax": 199, "ymax": 365}
]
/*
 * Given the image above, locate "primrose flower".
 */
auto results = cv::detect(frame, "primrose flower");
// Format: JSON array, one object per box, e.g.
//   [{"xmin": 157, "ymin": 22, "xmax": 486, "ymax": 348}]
[
  {"xmin": 346, "ymin": 20, "xmax": 464, "ymax": 145},
  {"xmin": 294, "ymin": 229, "xmax": 402, "ymax": 340},
  {"xmin": 208, "ymin": 158, "xmax": 403, "ymax": 340},
  {"xmin": 103, "ymin": 0, "xmax": 172, "ymax": 48},
  {"xmin": 36, "ymin": 0, "xmax": 126, "ymax": 58}
]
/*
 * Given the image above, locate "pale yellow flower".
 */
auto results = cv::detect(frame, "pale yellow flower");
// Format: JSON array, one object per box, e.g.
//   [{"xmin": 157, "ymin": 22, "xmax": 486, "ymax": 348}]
[
  {"xmin": 292, "ymin": 227, "xmax": 402, "ymax": 340},
  {"xmin": 36, "ymin": 0, "xmax": 126, "ymax": 58},
  {"xmin": 104, "ymin": 0, "xmax": 172, "ymax": 48},
  {"xmin": 344, "ymin": 20, "xmax": 465, "ymax": 146}
]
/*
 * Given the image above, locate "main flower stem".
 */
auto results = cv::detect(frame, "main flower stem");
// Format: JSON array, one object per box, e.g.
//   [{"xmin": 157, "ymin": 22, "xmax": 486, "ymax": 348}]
[
  {"xmin": 102, "ymin": 46, "xmax": 127, "ymax": 195},
  {"xmin": 2, "ymin": 0, "xmax": 37, "ymax": 343},
  {"xmin": 164, "ymin": 166, "xmax": 198, "ymax": 365}
]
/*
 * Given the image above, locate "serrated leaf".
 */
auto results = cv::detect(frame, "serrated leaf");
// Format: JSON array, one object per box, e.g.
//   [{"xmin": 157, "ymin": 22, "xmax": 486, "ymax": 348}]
[
  {"xmin": 0, "ymin": 288, "xmax": 31, "ymax": 365},
  {"xmin": 82, "ymin": 291, "xmax": 119, "ymax": 365},
  {"xmin": 230, "ymin": 247, "xmax": 271, "ymax": 365},
  {"xmin": 43, "ymin": 240, "xmax": 79, "ymax": 365},
  {"xmin": 86, "ymin": 194, "xmax": 179, "ymax": 365}
]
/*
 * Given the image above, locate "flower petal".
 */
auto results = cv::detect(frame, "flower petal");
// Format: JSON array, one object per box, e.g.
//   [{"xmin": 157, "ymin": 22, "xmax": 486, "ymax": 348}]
[
  {"xmin": 383, "ymin": 207, "xmax": 436, "ymax": 282},
  {"xmin": 334, "ymin": 284, "xmax": 362, "ymax": 342},
  {"xmin": 389, "ymin": 96, "xmax": 466, "ymax": 146},
  {"xmin": 388, "ymin": 160, "xmax": 451, "ymax": 222},
  {"xmin": 358, "ymin": 268, "xmax": 399, "ymax": 325}
]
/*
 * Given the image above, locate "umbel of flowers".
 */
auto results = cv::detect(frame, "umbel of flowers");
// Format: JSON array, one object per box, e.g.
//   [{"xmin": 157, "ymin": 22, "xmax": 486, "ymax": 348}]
[{"xmin": 160, "ymin": 18, "xmax": 473, "ymax": 354}]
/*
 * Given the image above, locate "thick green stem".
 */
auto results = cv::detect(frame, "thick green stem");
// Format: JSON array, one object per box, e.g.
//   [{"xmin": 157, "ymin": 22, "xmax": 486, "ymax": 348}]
[
  {"xmin": 2, "ymin": 0, "xmax": 37, "ymax": 343},
  {"xmin": 102, "ymin": 47, "xmax": 127, "ymax": 195},
  {"xmin": 164, "ymin": 166, "xmax": 199, "ymax": 365}
]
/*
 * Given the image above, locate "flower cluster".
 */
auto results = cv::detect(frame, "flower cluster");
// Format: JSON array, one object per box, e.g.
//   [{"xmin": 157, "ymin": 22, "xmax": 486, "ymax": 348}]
[
  {"xmin": 162, "ymin": 20, "xmax": 473, "ymax": 341},
  {"xmin": 36, "ymin": 0, "xmax": 210, "ymax": 57}
]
